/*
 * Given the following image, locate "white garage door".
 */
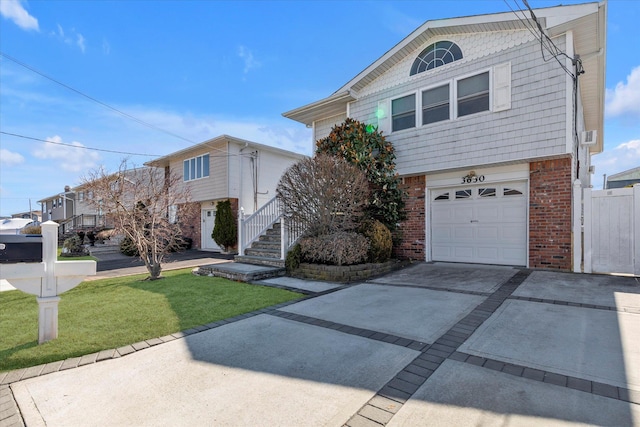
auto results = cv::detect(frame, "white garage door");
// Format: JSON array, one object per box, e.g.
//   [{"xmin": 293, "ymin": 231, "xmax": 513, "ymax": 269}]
[{"xmin": 431, "ymin": 182, "xmax": 527, "ymax": 266}]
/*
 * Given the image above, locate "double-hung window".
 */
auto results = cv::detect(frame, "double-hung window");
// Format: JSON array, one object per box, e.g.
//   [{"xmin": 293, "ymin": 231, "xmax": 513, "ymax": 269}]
[
  {"xmin": 457, "ymin": 72, "xmax": 490, "ymax": 117},
  {"xmin": 391, "ymin": 94, "xmax": 416, "ymax": 132},
  {"xmin": 183, "ymin": 154, "xmax": 210, "ymax": 182},
  {"xmin": 422, "ymin": 84, "xmax": 450, "ymax": 125}
]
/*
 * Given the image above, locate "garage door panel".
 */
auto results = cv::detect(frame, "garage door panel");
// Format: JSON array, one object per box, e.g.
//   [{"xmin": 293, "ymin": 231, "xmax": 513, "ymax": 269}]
[
  {"xmin": 431, "ymin": 182, "xmax": 527, "ymax": 266},
  {"xmin": 453, "ymin": 227, "xmax": 474, "ymax": 240},
  {"xmin": 475, "ymin": 247, "xmax": 499, "ymax": 262},
  {"xmin": 501, "ymin": 248, "xmax": 527, "ymax": 263},
  {"xmin": 453, "ymin": 246, "xmax": 474, "ymax": 259},
  {"xmin": 477, "ymin": 226, "xmax": 499, "ymax": 240},
  {"xmin": 476, "ymin": 206, "xmax": 500, "ymax": 221},
  {"xmin": 452, "ymin": 209, "xmax": 473, "ymax": 222},
  {"xmin": 432, "ymin": 207, "xmax": 454, "ymax": 222}
]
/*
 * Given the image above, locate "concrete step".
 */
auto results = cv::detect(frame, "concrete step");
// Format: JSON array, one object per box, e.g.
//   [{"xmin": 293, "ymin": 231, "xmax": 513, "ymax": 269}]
[
  {"xmin": 259, "ymin": 234, "xmax": 280, "ymax": 243},
  {"xmin": 196, "ymin": 261, "xmax": 284, "ymax": 282},
  {"xmin": 245, "ymin": 247, "xmax": 281, "ymax": 259},
  {"xmin": 234, "ymin": 255, "xmax": 285, "ymax": 268},
  {"xmin": 251, "ymin": 241, "xmax": 281, "ymax": 250}
]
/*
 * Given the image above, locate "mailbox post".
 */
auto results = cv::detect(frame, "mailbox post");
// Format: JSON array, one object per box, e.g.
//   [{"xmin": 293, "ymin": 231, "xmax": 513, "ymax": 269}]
[{"xmin": 0, "ymin": 221, "xmax": 96, "ymax": 343}]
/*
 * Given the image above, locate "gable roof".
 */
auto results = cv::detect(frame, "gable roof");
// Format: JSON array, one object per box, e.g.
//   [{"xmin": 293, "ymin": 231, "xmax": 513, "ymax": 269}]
[
  {"xmin": 608, "ymin": 166, "xmax": 640, "ymax": 181},
  {"xmin": 283, "ymin": 2, "xmax": 606, "ymax": 153},
  {"xmin": 144, "ymin": 135, "xmax": 306, "ymax": 169}
]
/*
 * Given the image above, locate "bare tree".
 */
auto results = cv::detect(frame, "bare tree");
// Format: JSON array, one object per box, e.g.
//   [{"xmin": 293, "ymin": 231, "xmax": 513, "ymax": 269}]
[
  {"xmin": 81, "ymin": 160, "xmax": 197, "ymax": 280},
  {"xmin": 277, "ymin": 154, "xmax": 370, "ymax": 236}
]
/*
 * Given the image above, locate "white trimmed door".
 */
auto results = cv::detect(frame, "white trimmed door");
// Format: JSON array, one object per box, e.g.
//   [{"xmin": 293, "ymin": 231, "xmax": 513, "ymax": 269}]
[
  {"xmin": 201, "ymin": 209, "xmax": 221, "ymax": 251},
  {"xmin": 430, "ymin": 182, "xmax": 527, "ymax": 266}
]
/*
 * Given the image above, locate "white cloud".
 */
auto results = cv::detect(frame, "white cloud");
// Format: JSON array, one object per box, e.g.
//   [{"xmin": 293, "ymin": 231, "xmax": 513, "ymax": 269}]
[
  {"xmin": 76, "ymin": 33, "xmax": 86, "ymax": 53},
  {"xmin": 237, "ymin": 45, "xmax": 261, "ymax": 74},
  {"xmin": 102, "ymin": 38, "xmax": 111, "ymax": 55},
  {"xmin": 0, "ymin": 148, "xmax": 25, "ymax": 166},
  {"xmin": 0, "ymin": 0, "xmax": 39, "ymax": 31},
  {"xmin": 606, "ymin": 66, "xmax": 640, "ymax": 118},
  {"xmin": 51, "ymin": 24, "xmax": 86, "ymax": 53},
  {"xmin": 591, "ymin": 139, "xmax": 640, "ymax": 188},
  {"xmin": 33, "ymin": 136, "xmax": 101, "ymax": 172}
]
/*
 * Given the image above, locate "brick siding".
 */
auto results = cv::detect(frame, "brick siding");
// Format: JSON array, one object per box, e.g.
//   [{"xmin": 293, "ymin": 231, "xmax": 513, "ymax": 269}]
[
  {"xmin": 393, "ymin": 175, "xmax": 426, "ymax": 260},
  {"xmin": 529, "ymin": 158, "xmax": 572, "ymax": 270}
]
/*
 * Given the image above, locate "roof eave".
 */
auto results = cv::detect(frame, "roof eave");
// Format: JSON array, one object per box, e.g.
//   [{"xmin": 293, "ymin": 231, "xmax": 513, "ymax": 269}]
[{"xmin": 282, "ymin": 91, "xmax": 355, "ymax": 126}]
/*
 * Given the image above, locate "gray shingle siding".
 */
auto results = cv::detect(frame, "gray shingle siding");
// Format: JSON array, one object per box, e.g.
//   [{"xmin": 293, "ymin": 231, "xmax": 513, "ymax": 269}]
[{"xmin": 349, "ymin": 36, "xmax": 569, "ymax": 176}]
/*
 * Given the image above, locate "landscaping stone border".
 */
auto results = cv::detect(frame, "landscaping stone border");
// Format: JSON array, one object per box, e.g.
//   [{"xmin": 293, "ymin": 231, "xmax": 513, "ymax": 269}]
[{"xmin": 291, "ymin": 260, "xmax": 407, "ymax": 283}]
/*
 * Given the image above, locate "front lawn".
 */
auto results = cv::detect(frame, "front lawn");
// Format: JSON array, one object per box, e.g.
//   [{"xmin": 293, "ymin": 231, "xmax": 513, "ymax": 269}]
[
  {"xmin": 0, "ymin": 269, "xmax": 301, "ymax": 372},
  {"xmin": 57, "ymin": 247, "xmax": 97, "ymax": 261}
]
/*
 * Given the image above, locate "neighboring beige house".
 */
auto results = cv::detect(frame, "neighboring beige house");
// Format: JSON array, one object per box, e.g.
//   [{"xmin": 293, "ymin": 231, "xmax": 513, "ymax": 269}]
[
  {"xmin": 606, "ymin": 166, "xmax": 640, "ymax": 189},
  {"xmin": 38, "ymin": 168, "xmax": 156, "ymax": 235},
  {"xmin": 284, "ymin": 3, "xmax": 606, "ymax": 271},
  {"xmin": 145, "ymin": 135, "xmax": 306, "ymax": 251},
  {"xmin": 11, "ymin": 210, "xmax": 42, "ymax": 222}
]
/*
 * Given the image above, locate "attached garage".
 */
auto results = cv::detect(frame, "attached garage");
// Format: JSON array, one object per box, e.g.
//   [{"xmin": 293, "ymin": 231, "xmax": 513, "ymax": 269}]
[{"xmin": 430, "ymin": 181, "xmax": 528, "ymax": 266}]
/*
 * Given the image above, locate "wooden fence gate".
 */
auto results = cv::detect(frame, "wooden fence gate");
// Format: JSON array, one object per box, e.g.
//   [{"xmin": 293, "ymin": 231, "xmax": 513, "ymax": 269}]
[{"xmin": 583, "ymin": 185, "xmax": 640, "ymax": 275}]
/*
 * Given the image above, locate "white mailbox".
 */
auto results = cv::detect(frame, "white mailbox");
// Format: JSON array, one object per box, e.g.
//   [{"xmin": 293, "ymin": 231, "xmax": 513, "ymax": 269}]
[{"xmin": 0, "ymin": 221, "xmax": 96, "ymax": 343}]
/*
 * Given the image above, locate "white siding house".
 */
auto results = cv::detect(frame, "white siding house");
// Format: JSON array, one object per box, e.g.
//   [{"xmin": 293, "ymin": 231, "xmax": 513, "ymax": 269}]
[
  {"xmin": 284, "ymin": 3, "xmax": 606, "ymax": 270},
  {"xmin": 146, "ymin": 135, "xmax": 306, "ymax": 251}
]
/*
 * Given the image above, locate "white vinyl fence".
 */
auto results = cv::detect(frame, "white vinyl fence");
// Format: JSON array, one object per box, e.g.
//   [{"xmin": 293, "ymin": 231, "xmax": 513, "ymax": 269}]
[{"xmin": 582, "ymin": 184, "xmax": 640, "ymax": 275}]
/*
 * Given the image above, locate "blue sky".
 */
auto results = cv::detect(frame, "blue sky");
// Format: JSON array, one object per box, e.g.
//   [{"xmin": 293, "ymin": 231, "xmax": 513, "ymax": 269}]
[{"xmin": 0, "ymin": 0, "xmax": 638, "ymax": 217}]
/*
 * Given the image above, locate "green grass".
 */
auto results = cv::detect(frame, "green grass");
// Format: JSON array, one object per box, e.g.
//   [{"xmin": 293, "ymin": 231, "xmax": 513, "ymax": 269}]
[
  {"xmin": 0, "ymin": 269, "xmax": 302, "ymax": 372},
  {"xmin": 57, "ymin": 247, "xmax": 97, "ymax": 261}
]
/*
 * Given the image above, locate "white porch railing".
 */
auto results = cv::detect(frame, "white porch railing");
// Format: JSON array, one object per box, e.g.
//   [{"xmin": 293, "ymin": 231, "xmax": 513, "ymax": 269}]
[
  {"xmin": 238, "ymin": 197, "xmax": 282, "ymax": 256},
  {"xmin": 238, "ymin": 196, "xmax": 308, "ymax": 259}
]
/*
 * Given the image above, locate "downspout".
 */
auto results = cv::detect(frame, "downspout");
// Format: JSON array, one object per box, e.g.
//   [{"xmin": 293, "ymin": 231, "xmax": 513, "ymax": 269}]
[{"xmin": 239, "ymin": 142, "xmax": 249, "ymax": 210}]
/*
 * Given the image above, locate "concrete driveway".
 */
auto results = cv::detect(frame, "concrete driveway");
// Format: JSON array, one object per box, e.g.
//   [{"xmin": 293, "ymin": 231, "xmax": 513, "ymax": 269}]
[{"xmin": 2, "ymin": 263, "xmax": 639, "ymax": 426}]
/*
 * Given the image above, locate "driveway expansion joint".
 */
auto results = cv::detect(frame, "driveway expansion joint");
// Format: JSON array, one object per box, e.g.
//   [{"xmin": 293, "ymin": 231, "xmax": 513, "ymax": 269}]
[
  {"xmin": 453, "ymin": 351, "xmax": 639, "ymax": 404},
  {"xmin": 345, "ymin": 268, "xmax": 532, "ymax": 427}
]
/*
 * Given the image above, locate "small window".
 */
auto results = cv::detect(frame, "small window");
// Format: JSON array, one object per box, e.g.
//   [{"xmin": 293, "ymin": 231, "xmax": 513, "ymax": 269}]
[
  {"xmin": 78, "ymin": 191, "xmax": 84, "ymax": 201},
  {"xmin": 455, "ymin": 189, "xmax": 472, "ymax": 199},
  {"xmin": 504, "ymin": 188, "xmax": 523, "ymax": 196},
  {"xmin": 392, "ymin": 94, "xmax": 416, "ymax": 132},
  {"xmin": 434, "ymin": 192, "xmax": 450, "ymax": 201},
  {"xmin": 479, "ymin": 188, "xmax": 496, "ymax": 197},
  {"xmin": 457, "ymin": 72, "xmax": 489, "ymax": 117},
  {"xmin": 422, "ymin": 84, "xmax": 450, "ymax": 125}
]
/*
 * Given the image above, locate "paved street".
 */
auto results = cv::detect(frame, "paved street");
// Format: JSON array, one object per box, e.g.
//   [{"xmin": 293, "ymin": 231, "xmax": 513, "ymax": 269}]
[{"xmin": 2, "ymin": 262, "xmax": 639, "ymax": 426}]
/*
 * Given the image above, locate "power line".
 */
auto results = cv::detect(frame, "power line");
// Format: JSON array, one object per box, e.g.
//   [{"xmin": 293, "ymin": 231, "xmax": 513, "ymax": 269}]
[
  {"xmin": 0, "ymin": 131, "xmax": 162, "ymax": 157},
  {"xmin": 0, "ymin": 51, "xmax": 232, "ymax": 156}
]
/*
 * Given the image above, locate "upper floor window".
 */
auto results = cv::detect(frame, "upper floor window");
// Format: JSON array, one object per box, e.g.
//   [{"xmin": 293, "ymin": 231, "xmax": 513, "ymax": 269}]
[
  {"xmin": 457, "ymin": 72, "xmax": 490, "ymax": 117},
  {"xmin": 183, "ymin": 153, "xmax": 210, "ymax": 182},
  {"xmin": 422, "ymin": 84, "xmax": 450, "ymax": 125},
  {"xmin": 392, "ymin": 94, "xmax": 416, "ymax": 132},
  {"xmin": 410, "ymin": 41, "xmax": 463, "ymax": 76}
]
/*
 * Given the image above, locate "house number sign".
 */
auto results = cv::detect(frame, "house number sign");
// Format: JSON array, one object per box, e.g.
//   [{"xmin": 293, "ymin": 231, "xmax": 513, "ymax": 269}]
[{"xmin": 461, "ymin": 172, "xmax": 486, "ymax": 184}]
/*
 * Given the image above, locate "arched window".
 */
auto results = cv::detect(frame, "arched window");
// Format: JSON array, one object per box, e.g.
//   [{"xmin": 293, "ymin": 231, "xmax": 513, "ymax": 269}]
[{"xmin": 410, "ymin": 41, "xmax": 463, "ymax": 76}]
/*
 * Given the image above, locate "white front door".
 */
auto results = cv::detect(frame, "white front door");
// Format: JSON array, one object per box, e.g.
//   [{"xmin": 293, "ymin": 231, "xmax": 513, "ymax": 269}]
[
  {"xmin": 430, "ymin": 182, "xmax": 527, "ymax": 266},
  {"xmin": 201, "ymin": 209, "xmax": 221, "ymax": 251}
]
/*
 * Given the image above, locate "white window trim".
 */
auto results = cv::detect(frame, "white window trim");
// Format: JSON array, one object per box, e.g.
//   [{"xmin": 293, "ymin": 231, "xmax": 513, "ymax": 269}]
[
  {"xmin": 183, "ymin": 153, "xmax": 210, "ymax": 182},
  {"xmin": 419, "ymin": 81, "xmax": 453, "ymax": 127},
  {"xmin": 453, "ymin": 67, "xmax": 492, "ymax": 119},
  {"xmin": 390, "ymin": 91, "xmax": 418, "ymax": 133}
]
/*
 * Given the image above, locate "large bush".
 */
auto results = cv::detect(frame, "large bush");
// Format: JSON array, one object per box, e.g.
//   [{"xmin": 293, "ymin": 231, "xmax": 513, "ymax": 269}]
[
  {"xmin": 212, "ymin": 200, "xmax": 237, "ymax": 251},
  {"xmin": 299, "ymin": 232, "xmax": 369, "ymax": 266},
  {"xmin": 316, "ymin": 118, "xmax": 406, "ymax": 231},
  {"xmin": 120, "ymin": 236, "xmax": 139, "ymax": 257},
  {"xmin": 277, "ymin": 154, "xmax": 370, "ymax": 236},
  {"xmin": 61, "ymin": 235, "xmax": 88, "ymax": 257},
  {"xmin": 359, "ymin": 219, "xmax": 392, "ymax": 263}
]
